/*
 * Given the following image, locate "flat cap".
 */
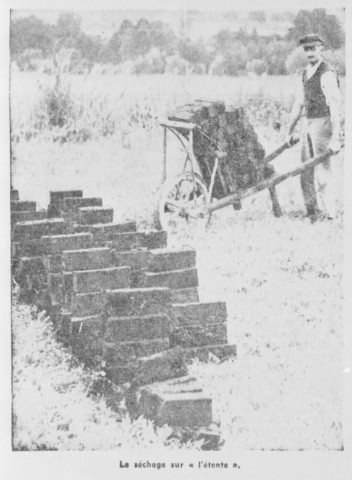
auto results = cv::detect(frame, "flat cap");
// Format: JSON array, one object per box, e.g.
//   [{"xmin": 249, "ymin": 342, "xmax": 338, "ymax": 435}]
[{"xmin": 299, "ymin": 33, "xmax": 324, "ymax": 46}]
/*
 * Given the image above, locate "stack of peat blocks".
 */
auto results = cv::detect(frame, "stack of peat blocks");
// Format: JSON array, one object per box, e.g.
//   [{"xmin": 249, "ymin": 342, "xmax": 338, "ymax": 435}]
[
  {"xmin": 11, "ymin": 187, "xmax": 236, "ymax": 447},
  {"xmin": 168, "ymin": 100, "xmax": 268, "ymax": 201}
]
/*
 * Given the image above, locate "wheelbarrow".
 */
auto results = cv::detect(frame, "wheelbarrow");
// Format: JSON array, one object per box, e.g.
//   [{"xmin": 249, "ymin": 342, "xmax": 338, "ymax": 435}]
[{"xmin": 155, "ymin": 118, "xmax": 342, "ymax": 231}]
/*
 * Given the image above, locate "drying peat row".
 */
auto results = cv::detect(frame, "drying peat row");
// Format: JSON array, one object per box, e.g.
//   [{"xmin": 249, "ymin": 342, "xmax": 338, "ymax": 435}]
[{"xmin": 11, "ymin": 187, "xmax": 236, "ymax": 448}]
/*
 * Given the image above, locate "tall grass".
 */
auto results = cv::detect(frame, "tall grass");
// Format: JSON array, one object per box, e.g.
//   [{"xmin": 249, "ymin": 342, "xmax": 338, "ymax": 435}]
[
  {"xmin": 10, "ymin": 71, "xmax": 301, "ymax": 146},
  {"xmin": 10, "ymin": 70, "xmax": 345, "ymax": 148}
]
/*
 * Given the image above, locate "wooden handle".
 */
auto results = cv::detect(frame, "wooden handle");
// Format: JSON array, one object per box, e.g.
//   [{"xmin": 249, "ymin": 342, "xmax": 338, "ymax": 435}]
[{"xmin": 264, "ymin": 137, "xmax": 300, "ymax": 164}]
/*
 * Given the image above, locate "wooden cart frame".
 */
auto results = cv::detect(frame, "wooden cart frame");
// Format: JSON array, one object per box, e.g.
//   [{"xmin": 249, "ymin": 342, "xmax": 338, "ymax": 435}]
[{"xmin": 156, "ymin": 119, "xmax": 339, "ymax": 231}]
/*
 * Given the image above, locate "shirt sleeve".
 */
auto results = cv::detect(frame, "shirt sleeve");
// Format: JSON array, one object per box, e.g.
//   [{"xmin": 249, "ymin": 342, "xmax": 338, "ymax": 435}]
[{"xmin": 321, "ymin": 71, "xmax": 341, "ymax": 107}]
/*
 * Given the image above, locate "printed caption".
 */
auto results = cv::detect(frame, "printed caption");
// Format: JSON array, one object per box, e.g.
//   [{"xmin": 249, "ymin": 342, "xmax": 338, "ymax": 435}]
[{"xmin": 119, "ymin": 460, "xmax": 240, "ymax": 469}]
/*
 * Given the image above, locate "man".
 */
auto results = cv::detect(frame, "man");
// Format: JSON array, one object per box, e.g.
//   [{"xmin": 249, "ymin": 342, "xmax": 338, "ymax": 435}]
[{"xmin": 285, "ymin": 33, "xmax": 341, "ymax": 221}]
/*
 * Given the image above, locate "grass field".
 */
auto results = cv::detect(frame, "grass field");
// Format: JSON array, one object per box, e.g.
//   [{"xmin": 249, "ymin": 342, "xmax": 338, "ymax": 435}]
[{"xmin": 10, "ymin": 71, "xmax": 345, "ymax": 450}]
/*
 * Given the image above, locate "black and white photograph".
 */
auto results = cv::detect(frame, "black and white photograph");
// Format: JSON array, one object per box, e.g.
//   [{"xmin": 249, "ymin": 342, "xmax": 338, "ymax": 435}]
[{"xmin": 2, "ymin": 0, "xmax": 352, "ymax": 477}]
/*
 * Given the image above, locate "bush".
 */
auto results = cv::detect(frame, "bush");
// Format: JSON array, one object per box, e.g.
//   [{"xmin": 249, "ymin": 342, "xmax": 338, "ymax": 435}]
[
  {"xmin": 247, "ymin": 59, "xmax": 267, "ymax": 76},
  {"xmin": 286, "ymin": 47, "xmax": 306, "ymax": 74},
  {"xmin": 208, "ymin": 54, "xmax": 225, "ymax": 75},
  {"xmin": 33, "ymin": 84, "xmax": 95, "ymax": 143},
  {"xmin": 133, "ymin": 48, "xmax": 166, "ymax": 74},
  {"xmin": 265, "ymin": 40, "xmax": 293, "ymax": 75},
  {"xmin": 223, "ymin": 42, "xmax": 248, "ymax": 76},
  {"xmin": 322, "ymin": 49, "xmax": 345, "ymax": 76},
  {"xmin": 16, "ymin": 48, "xmax": 43, "ymax": 71},
  {"xmin": 164, "ymin": 54, "xmax": 192, "ymax": 75},
  {"xmin": 43, "ymin": 87, "xmax": 75, "ymax": 128}
]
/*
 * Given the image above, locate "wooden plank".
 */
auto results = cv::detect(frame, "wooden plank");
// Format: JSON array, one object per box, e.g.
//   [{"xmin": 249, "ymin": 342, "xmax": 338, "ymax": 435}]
[
  {"xmin": 269, "ymin": 186, "xmax": 282, "ymax": 217},
  {"xmin": 222, "ymin": 160, "xmax": 242, "ymax": 209},
  {"xmin": 208, "ymin": 149, "xmax": 333, "ymax": 214},
  {"xmin": 159, "ymin": 119, "xmax": 197, "ymax": 130},
  {"xmin": 162, "ymin": 126, "xmax": 167, "ymax": 182}
]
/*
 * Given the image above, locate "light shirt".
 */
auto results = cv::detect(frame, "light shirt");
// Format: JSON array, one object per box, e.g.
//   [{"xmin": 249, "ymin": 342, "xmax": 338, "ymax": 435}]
[{"xmin": 295, "ymin": 59, "xmax": 341, "ymax": 108}]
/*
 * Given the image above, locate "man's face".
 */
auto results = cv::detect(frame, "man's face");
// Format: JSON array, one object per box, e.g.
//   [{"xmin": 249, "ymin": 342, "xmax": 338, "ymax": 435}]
[{"xmin": 303, "ymin": 44, "xmax": 323, "ymax": 65}]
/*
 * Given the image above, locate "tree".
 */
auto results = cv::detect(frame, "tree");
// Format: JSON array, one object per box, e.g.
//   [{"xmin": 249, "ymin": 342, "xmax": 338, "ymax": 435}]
[
  {"xmin": 285, "ymin": 47, "xmax": 307, "ymax": 74},
  {"xmin": 133, "ymin": 19, "xmax": 152, "ymax": 56},
  {"xmin": 10, "ymin": 15, "xmax": 53, "ymax": 57},
  {"xmin": 247, "ymin": 58, "xmax": 267, "ymax": 75},
  {"xmin": 247, "ymin": 39, "xmax": 266, "ymax": 61},
  {"xmin": 105, "ymin": 17, "xmax": 177, "ymax": 64},
  {"xmin": 76, "ymin": 33, "xmax": 103, "ymax": 63},
  {"xmin": 287, "ymin": 9, "xmax": 344, "ymax": 49},
  {"xmin": 265, "ymin": 40, "xmax": 294, "ymax": 75},
  {"xmin": 178, "ymin": 38, "xmax": 209, "ymax": 66},
  {"xmin": 119, "ymin": 19, "xmax": 134, "ymax": 34},
  {"xmin": 55, "ymin": 13, "xmax": 81, "ymax": 39},
  {"xmin": 223, "ymin": 42, "xmax": 248, "ymax": 76},
  {"xmin": 104, "ymin": 32, "xmax": 122, "ymax": 64},
  {"xmin": 214, "ymin": 29, "xmax": 236, "ymax": 53},
  {"xmin": 119, "ymin": 28, "xmax": 137, "ymax": 61},
  {"xmin": 149, "ymin": 21, "xmax": 177, "ymax": 54}
]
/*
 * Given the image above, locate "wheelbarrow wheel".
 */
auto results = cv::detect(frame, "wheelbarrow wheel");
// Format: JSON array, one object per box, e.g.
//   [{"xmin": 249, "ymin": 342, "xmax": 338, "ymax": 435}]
[{"xmin": 154, "ymin": 172, "xmax": 210, "ymax": 233}]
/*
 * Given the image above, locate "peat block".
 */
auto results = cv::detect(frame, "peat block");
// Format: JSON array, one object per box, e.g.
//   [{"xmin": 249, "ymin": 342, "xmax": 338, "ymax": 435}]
[
  {"xmin": 62, "ymin": 247, "xmax": 113, "ymax": 271},
  {"xmin": 168, "ymin": 101, "xmax": 266, "ymax": 197},
  {"xmin": 13, "ymin": 218, "xmax": 66, "ymax": 241},
  {"xmin": 78, "ymin": 207, "xmax": 114, "ymax": 225},
  {"xmin": 169, "ymin": 323, "xmax": 228, "ymax": 348},
  {"xmin": 41, "ymin": 233, "xmax": 94, "ymax": 254},
  {"xmin": 141, "ymin": 268, "xmax": 198, "ymax": 290},
  {"xmin": 72, "ymin": 266, "xmax": 130, "ymax": 293},
  {"xmin": 106, "ymin": 348, "xmax": 187, "ymax": 386},
  {"xmin": 172, "ymin": 302, "xmax": 227, "ymax": 326},
  {"xmin": 105, "ymin": 287, "xmax": 171, "ymax": 317},
  {"xmin": 11, "ymin": 211, "xmax": 47, "ymax": 224},
  {"xmin": 148, "ymin": 248, "xmax": 196, "ymax": 272},
  {"xmin": 70, "ymin": 291, "xmax": 106, "ymax": 316},
  {"xmin": 104, "ymin": 338, "xmax": 170, "ymax": 366},
  {"xmin": 170, "ymin": 287, "xmax": 199, "ymax": 304},
  {"xmin": 105, "ymin": 314, "xmax": 170, "ymax": 342},
  {"xmin": 134, "ymin": 375, "xmax": 212, "ymax": 427}
]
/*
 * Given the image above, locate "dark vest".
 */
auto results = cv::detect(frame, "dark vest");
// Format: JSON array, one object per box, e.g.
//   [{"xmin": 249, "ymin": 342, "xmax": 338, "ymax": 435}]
[{"xmin": 302, "ymin": 61, "xmax": 337, "ymax": 119}]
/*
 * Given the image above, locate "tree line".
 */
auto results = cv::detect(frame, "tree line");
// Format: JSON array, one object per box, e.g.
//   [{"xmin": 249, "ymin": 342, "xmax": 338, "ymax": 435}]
[{"xmin": 10, "ymin": 9, "xmax": 344, "ymax": 75}]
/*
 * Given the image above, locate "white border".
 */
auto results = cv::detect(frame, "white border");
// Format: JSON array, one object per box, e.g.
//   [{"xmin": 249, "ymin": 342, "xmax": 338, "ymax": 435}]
[{"xmin": 1, "ymin": 1, "xmax": 351, "ymax": 479}]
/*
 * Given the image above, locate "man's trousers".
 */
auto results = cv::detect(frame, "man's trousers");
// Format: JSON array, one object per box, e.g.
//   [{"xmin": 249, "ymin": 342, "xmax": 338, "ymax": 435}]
[{"xmin": 300, "ymin": 116, "xmax": 337, "ymax": 218}]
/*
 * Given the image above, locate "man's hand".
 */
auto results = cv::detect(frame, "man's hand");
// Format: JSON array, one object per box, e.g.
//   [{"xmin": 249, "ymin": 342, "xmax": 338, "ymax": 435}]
[{"xmin": 328, "ymin": 138, "xmax": 341, "ymax": 155}]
